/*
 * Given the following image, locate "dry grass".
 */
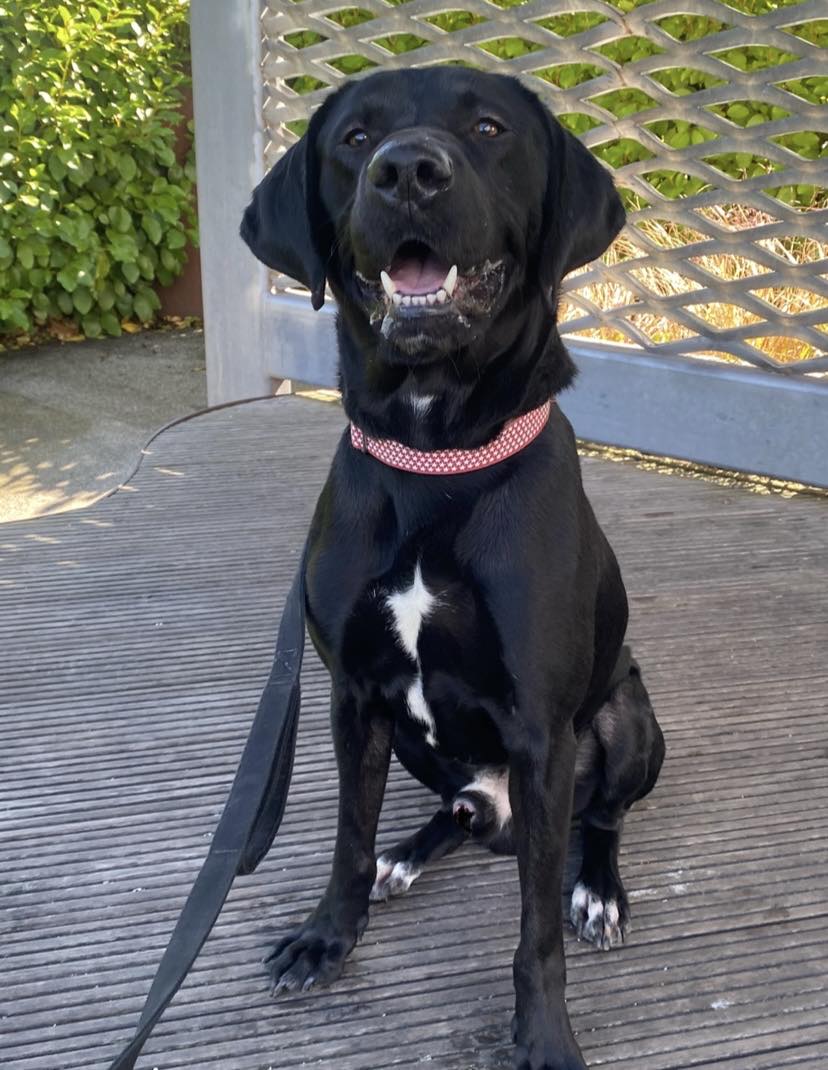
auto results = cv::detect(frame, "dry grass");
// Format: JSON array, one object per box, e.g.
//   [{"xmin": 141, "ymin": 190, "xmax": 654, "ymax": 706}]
[{"xmin": 560, "ymin": 206, "xmax": 828, "ymax": 365}]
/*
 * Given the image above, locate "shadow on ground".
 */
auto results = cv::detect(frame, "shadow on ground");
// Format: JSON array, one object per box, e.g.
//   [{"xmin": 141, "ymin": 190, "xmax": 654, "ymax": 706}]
[{"xmin": 0, "ymin": 328, "xmax": 207, "ymax": 522}]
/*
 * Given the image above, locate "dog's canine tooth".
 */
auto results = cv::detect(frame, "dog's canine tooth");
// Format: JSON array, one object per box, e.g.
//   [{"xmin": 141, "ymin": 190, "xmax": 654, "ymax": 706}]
[
  {"xmin": 380, "ymin": 270, "xmax": 396, "ymax": 298},
  {"xmin": 443, "ymin": 264, "xmax": 458, "ymax": 296},
  {"xmin": 435, "ymin": 288, "xmax": 448, "ymax": 304}
]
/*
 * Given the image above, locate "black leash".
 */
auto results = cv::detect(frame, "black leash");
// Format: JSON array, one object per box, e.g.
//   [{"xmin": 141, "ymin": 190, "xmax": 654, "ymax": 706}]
[{"xmin": 107, "ymin": 558, "xmax": 306, "ymax": 1069}]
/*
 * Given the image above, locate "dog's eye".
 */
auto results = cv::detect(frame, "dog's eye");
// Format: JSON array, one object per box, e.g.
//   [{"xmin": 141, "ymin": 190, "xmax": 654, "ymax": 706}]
[
  {"xmin": 475, "ymin": 118, "xmax": 504, "ymax": 138},
  {"xmin": 344, "ymin": 128, "xmax": 369, "ymax": 148}
]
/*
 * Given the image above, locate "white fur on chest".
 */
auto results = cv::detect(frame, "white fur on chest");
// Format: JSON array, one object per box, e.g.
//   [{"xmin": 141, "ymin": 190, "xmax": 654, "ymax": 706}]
[
  {"xmin": 385, "ymin": 562, "xmax": 438, "ymax": 746},
  {"xmin": 385, "ymin": 562, "xmax": 436, "ymax": 658},
  {"xmin": 409, "ymin": 393, "xmax": 434, "ymax": 416}
]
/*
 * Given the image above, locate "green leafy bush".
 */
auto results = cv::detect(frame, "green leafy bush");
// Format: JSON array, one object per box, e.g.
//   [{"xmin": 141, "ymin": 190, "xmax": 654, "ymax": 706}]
[{"xmin": 0, "ymin": 1, "xmax": 195, "ymax": 338}]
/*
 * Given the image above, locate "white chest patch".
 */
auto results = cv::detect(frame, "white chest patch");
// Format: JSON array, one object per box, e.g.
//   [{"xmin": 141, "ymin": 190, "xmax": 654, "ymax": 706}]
[
  {"xmin": 385, "ymin": 562, "xmax": 436, "ymax": 660},
  {"xmin": 410, "ymin": 393, "xmax": 435, "ymax": 416},
  {"xmin": 405, "ymin": 677, "xmax": 437, "ymax": 747},
  {"xmin": 385, "ymin": 562, "xmax": 438, "ymax": 746}
]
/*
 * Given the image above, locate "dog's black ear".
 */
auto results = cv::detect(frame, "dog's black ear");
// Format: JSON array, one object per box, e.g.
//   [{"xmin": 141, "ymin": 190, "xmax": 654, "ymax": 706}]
[
  {"xmin": 559, "ymin": 127, "xmax": 626, "ymax": 276},
  {"xmin": 240, "ymin": 124, "xmax": 328, "ymax": 310},
  {"xmin": 537, "ymin": 111, "xmax": 626, "ymax": 304}
]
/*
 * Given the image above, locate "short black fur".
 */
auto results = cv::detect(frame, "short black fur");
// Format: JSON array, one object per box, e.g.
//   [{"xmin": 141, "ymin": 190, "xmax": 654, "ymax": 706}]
[{"xmin": 242, "ymin": 68, "xmax": 664, "ymax": 1070}]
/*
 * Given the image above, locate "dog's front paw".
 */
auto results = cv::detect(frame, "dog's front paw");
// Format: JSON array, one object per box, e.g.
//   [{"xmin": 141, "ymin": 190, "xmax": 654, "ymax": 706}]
[
  {"xmin": 370, "ymin": 854, "xmax": 422, "ymax": 901},
  {"xmin": 512, "ymin": 1010, "xmax": 588, "ymax": 1070},
  {"xmin": 266, "ymin": 912, "xmax": 364, "ymax": 994},
  {"xmin": 570, "ymin": 880, "xmax": 628, "ymax": 951},
  {"xmin": 513, "ymin": 1034, "xmax": 588, "ymax": 1070}
]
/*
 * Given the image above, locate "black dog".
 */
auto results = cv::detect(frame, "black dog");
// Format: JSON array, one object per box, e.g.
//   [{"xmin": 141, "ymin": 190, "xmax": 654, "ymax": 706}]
[{"xmin": 241, "ymin": 68, "xmax": 665, "ymax": 1070}]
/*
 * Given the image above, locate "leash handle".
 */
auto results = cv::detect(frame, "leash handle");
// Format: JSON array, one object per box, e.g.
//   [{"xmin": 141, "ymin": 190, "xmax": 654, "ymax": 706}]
[{"xmin": 107, "ymin": 558, "xmax": 307, "ymax": 1069}]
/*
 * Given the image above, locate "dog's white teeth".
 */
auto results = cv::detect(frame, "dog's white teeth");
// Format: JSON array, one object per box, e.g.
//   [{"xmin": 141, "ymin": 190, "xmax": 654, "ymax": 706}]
[
  {"xmin": 389, "ymin": 277, "xmax": 453, "ymax": 308},
  {"xmin": 380, "ymin": 270, "xmax": 396, "ymax": 298}
]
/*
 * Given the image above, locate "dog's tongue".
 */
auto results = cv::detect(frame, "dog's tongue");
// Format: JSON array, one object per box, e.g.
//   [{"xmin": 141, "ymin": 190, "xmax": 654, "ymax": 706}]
[{"xmin": 388, "ymin": 251, "xmax": 448, "ymax": 295}]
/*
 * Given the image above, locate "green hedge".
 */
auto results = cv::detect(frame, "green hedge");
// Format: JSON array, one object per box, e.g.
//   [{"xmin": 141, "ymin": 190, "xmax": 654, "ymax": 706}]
[
  {"xmin": 0, "ymin": 1, "xmax": 195, "ymax": 338},
  {"xmin": 284, "ymin": 0, "xmax": 827, "ymax": 209}
]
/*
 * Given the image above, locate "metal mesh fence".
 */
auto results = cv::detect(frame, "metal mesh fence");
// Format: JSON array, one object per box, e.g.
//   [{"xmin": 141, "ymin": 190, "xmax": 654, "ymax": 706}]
[{"xmin": 261, "ymin": 0, "xmax": 827, "ymax": 375}]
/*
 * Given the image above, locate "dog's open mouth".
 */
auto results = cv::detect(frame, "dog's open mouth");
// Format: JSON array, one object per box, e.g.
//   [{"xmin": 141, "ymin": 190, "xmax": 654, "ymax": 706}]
[
  {"xmin": 357, "ymin": 241, "xmax": 506, "ymax": 331},
  {"xmin": 381, "ymin": 241, "xmax": 457, "ymax": 308}
]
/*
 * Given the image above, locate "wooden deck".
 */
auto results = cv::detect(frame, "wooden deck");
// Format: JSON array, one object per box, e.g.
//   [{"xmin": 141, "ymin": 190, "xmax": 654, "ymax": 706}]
[{"xmin": 2, "ymin": 395, "xmax": 827, "ymax": 1070}]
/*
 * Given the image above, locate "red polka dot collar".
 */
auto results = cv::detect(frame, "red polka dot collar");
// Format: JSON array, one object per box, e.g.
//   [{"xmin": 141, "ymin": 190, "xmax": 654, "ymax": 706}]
[{"xmin": 350, "ymin": 398, "xmax": 553, "ymax": 475}]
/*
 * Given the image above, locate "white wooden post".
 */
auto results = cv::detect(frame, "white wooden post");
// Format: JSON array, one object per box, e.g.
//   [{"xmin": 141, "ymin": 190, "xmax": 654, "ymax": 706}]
[{"xmin": 191, "ymin": 0, "xmax": 270, "ymax": 404}]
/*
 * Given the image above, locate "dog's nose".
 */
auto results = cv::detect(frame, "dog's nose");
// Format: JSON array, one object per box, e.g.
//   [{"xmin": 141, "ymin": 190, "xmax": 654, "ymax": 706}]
[{"xmin": 367, "ymin": 137, "xmax": 454, "ymax": 207}]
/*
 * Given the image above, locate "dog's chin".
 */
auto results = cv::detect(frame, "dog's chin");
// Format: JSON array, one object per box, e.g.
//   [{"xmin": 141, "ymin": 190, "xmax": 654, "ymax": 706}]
[
  {"xmin": 356, "ymin": 258, "xmax": 508, "ymax": 362},
  {"xmin": 376, "ymin": 304, "xmax": 482, "ymax": 362}
]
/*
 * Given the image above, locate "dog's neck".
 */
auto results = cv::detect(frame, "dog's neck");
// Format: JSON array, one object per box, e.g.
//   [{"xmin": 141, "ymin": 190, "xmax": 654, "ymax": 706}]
[{"xmin": 335, "ymin": 295, "xmax": 575, "ymax": 452}]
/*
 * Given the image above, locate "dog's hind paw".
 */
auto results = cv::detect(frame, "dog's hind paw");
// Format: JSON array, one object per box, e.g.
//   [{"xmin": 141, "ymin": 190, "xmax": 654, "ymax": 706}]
[
  {"xmin": 570, "ymin": 880, "xmax": 627, "ymax": 951},
  {"xmin": 370, "ymin": 856, "xmax": 422, "ymax": 902}
]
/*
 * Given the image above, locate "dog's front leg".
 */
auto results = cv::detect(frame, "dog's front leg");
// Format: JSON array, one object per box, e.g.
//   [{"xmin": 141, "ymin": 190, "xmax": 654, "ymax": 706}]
[
  {"xmin": 267, "ymin": 685, "xmax": 393, "ymax": 994},
  {"xmin": 510, "ymin": 721, "xmax": 587, "ymax": 1070}
]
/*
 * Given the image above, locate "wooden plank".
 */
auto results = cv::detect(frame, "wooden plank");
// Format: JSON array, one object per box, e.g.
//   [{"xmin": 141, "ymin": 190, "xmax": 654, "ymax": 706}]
[{"xmin": 1, "ymin": 395, "xmax": 826, "ymax": 1069}]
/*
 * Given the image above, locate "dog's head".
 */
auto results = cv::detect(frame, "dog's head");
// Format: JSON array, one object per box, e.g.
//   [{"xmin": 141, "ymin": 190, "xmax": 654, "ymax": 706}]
[{"xmin": 241, "ymin": 68, "xmax": 623, "ymax": 392}]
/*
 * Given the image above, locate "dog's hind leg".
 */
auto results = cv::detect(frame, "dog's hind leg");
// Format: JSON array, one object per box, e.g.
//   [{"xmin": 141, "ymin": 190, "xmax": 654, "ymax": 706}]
[
  {"xmin": 570, "ymin": 823, "xmax": 628, "ymax": 950},
  {"xmin": 371, "ymin": 808, "xmax": 467, "ymax": 901},
  {"xmin": 571, "ymin": 655, "xmax": 665, "ymax": 950}
]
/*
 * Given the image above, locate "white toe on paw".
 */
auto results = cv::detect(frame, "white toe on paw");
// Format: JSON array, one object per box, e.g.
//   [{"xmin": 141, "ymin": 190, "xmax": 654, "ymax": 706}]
[
  {"xmin": 370, "ymin": 857, "xmax": 422, "ymax": 902},
  {"xmin": 570, "ymin": 880, "xmax": 625, "ymax": 951}
]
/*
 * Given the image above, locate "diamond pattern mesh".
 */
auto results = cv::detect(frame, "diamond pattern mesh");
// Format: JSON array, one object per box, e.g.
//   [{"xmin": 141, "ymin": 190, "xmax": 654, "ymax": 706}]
[{"xmin": 261, "ymin": 0, "xmax": 827, "ymax": 374}]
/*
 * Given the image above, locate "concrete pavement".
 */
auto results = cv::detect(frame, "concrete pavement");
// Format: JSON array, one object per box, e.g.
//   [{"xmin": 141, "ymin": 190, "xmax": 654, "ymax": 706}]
[{"xmin": 0, "ymin": 329, "xmax": 207, "ymax": 523}]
